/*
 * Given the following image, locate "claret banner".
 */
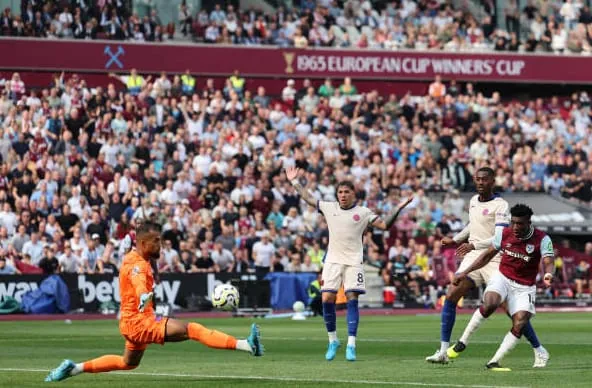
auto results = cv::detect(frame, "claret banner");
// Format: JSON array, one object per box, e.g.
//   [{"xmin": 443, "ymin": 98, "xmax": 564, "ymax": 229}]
[{"xmin": 1, "ymin": 38, "xmax": 591, "ymax": 83}]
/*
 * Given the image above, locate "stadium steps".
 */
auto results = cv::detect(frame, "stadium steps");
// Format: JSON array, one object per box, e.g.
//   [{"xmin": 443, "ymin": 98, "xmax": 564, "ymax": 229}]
[{"xmin": 360, "ymin": 264, "xmax": 384, "ymax": 308}]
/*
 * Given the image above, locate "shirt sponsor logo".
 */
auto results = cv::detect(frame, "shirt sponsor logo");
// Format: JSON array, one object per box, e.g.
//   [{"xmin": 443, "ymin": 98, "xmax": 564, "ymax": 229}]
[{"xmin": 503, "ymin": 249, "xmax": 532, "ymax": 262}]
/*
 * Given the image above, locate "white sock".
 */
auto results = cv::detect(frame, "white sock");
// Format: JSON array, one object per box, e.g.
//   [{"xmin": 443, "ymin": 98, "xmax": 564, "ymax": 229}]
[
  {"xmin": 70, "ymin": 363, "xmax": 84, "ymax": 376},
  {"xmin": 439, "ymin": 341, "xmax": 449, "ymax": 354},
  {"xmin": 489, "ymin": 331, "xmax": 520, "ymax": 364},
  {"xmin": 348, "ymin": 336, "xmax": 356, "ymax": 347},
  {"xmin": 236, "ymin": 339, "xmax": 252, "ymax": 353},
  {"xmin": 328, "ymin": 331, "xmax": 337, "ymax": 343},
  {"xmin": 459, "ymin": 309, "xmax": 486, "ymax": 345}
]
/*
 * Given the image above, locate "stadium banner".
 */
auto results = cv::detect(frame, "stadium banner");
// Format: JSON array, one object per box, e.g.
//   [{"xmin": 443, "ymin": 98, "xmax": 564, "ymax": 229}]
[
  {"xmin": 1, "ymin": 38, "xmax": 592, "ymax": 83},
  {"xmin": 0, "ymin": 273, "xmax": 245, "ymax": 313}
]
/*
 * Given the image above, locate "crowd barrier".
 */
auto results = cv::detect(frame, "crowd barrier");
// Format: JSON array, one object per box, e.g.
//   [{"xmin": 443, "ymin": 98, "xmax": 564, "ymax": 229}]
[{"xmin": 0, "ymin": 272, "xmax": 318, "ymax": 313}]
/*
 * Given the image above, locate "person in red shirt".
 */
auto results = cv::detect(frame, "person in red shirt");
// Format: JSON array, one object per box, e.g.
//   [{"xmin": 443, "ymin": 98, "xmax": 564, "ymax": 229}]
[
  {"xmin": 453, "ymin": 204, "xmax": 554, "ymax": 371},
  {"xmin": 45, "ymin": 221, "xmax": 263, "ymax": 382}
]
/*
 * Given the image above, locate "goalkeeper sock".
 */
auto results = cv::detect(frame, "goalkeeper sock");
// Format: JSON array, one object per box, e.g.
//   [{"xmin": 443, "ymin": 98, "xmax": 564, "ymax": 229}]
[
  {"xmin": 80, "ymin": 355, "xmax": 137, "ymax": 374},
  {"xmin": 188, "ymin": 322, "xmax": 238, "ymax": 350}
]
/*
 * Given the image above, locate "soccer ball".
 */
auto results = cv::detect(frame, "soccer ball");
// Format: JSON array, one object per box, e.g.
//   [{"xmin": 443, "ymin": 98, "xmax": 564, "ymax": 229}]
[
  {"xmin": 212, "ymin": 284, "xmax": 239, "ymax": 311},
  {"xmin": 292, "ymin": 301, "xmax": 305, "ymax": 313}
]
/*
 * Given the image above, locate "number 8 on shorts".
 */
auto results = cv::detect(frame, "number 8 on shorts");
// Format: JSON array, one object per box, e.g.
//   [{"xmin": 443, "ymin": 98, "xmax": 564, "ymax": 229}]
[{"xmin": 345, "ymin": 264, "xmax": 366, "ymax": 294}]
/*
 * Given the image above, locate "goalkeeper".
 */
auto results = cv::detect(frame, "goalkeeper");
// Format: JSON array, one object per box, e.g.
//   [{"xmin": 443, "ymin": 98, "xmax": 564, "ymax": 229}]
[{"xmin": 45, "ymin": 221, "xmax": 263, "ymax": 383}]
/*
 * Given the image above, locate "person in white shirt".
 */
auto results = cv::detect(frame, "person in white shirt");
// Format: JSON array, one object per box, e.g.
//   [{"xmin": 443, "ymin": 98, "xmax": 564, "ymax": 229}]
[
  {"xmin": 282, "ymin": 79, "xmax": 296, "ymax": 103},
  {"xmin": 172, "ymin": 172, "xmax": 192, "ymax": 200},
  {"xmin": 0, "ymin": 203, "xmax": 18, "ymax": 236},
  {"xmin": 80, "ymin": 234, "xmax": 104, "ymax": 273},
  {"xmin": 282, "ymin": 207, "xmax": 304, "ymax": 233},
  {"xmin": 286, "ymin": 166, "xmax": 412, "ymax": 362},
  {"xmin": 301, "ymin": 254, "xmax": 320, "ymax": 272},
  {"xmin": 251, "ymin": 232, "xmax": 276, "ymax": 277},
  {"xmin": 160, "ymin": 180, "xmax": 179, "ymax": 205},
  {"xmin": 59, "ymin": 243, "xmax": 81, "ymax": 273},
  {"xmin": 22, "ymin": 232, "xmax": 44, "ymax": 266},
  {"xmin": 211, "ymin": 242, "xmax": 235, "ymax": 272},
  {"xmin": 192, "ymin": 147, "xmax": 212, "ymax": 176}
]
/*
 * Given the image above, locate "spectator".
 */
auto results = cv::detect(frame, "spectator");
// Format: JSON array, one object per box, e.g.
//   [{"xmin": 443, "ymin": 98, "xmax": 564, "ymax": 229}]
[
  {"xmin": 38, "ymin": 245, "xmax": 60, "ymax": 274},
  {"xmin": 80, "ymin": 234, "xmax": 104, "ymax": 273},
  {"xmin": 58, "ymin": 242, "xmax": 80, "ymax": 273},
  {"xmin": 195, "ymin": 246, "xmax": 218, "ymax": 273},
  {"xmin": 22, "ymin": 232, "xmax": 44, "ymax": 265},
  {"xmin": 211, "ymin": 241, "xmax": 235, "ymax": 272},
  {"xmin": 574, "ymin": 260, "xmax": 590, "ymax": 298},
  {"xmin": 0, "ymin": 256, "xmax": 18, "ymax": 274},
  {"xmin": 252, "ymin": 232, "xmax": 275, "ymax": 277}
]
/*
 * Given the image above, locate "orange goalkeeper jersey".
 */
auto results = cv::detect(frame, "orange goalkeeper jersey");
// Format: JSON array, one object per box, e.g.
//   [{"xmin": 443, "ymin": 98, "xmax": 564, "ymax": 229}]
[{"xmin": 119, "ymin": 250, "xmax": 155, "ymax": 320}]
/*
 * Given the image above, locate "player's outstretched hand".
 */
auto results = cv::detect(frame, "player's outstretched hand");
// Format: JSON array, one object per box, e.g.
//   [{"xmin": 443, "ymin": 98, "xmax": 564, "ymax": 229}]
[
  {"xmin": 138, "ymin": 292, "xmax": 153, "ymax": 312},
  {"xmin": 441, "ymin": 237, "xmax": 455, "ymax": 246},
  {"xmin": 456, "ymin": 243, "xmax": 475, "ymax": 258},
  {"xmin": 285, "ymin": 166, "xmax": 300, "ymax": 182},
  {"xmin": 452, "ymin": 272, "xmax": 467, "ymax": 286},
  {"xmin": 396, "ymin": 196, "xmax": 414, "ymax": 211},
  {"xmin": 543, "ymin": 273, "xmax": 553, "ymax": 288}
]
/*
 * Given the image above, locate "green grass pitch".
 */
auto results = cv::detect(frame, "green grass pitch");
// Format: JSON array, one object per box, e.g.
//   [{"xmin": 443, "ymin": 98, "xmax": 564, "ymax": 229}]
[{"xmin": 0, "ymin": 312, "xmax": 590, "ymax": 387}]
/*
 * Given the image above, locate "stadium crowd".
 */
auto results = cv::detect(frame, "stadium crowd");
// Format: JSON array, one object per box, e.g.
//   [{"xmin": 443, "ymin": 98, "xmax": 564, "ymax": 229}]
[
  {"xmin": 0, "ymin": 66, "xmax": 591, "ymax": 303},
  {"xmin": 4, "ymin": 1, "xmax": 592, "ymax": 54}
]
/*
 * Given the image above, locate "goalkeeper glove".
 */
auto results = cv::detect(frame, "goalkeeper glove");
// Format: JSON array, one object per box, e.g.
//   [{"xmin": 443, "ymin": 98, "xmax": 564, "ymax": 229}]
[{"xmin": 138, "ymin": 292, "xmax": 153, "ymax": 312}]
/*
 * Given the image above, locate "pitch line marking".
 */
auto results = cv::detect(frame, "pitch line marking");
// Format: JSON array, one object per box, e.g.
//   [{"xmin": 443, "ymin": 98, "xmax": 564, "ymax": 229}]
[{"xmin": 0, "ymin": 367, "xmax": 530, "ymax": 388}]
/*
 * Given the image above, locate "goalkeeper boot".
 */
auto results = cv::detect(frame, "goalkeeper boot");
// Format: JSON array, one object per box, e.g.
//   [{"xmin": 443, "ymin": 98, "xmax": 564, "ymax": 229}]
[
  {"xmin": 45, "ymin": 359, "xmax": 75, "ymax": 382},
  {"xmin": 247, "ymin": 323, "xmax": 264, "ymax": 356}
]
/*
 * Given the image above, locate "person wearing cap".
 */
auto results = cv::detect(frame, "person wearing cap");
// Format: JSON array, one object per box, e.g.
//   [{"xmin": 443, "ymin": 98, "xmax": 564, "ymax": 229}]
[
  {"xmin": 282, "ymin": 79, "xmax": 296, "ymax": 103},
  {"xmin": 80, "ymin": 234, "xmax": 104, "ymax": 273}
]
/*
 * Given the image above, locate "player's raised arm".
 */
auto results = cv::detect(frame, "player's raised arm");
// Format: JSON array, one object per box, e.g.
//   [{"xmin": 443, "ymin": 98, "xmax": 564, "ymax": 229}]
[
  {"xmin": 371, "ymin": 196, "xmax": 414, "ymax": 230},
  {"xmin": 286, "ymin": 166, "xmax": 317, "ymax": 208}
]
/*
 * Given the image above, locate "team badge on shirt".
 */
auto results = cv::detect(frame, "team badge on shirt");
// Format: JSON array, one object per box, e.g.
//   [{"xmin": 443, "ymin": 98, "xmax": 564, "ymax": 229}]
[
  {"xmin": 353, "ymin": 214, "xmax": 361, "ymax": 222},
  {"xmin": 525, "ymin": 244, "xmax": 534, "ymax": 254},
  {"xmin": 482, "ymin": 209, "xmax": 490, "ymax": 215},
  {"xmin": 132, "ymin": 265, "xmax": 140, "ymax": 276}
]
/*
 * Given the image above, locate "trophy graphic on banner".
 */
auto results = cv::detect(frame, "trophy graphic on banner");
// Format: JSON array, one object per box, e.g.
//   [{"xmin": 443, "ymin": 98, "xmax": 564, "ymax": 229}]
[{"xmin": 283, "ymin": 52, "xmax": 295, "ymax": 74}]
